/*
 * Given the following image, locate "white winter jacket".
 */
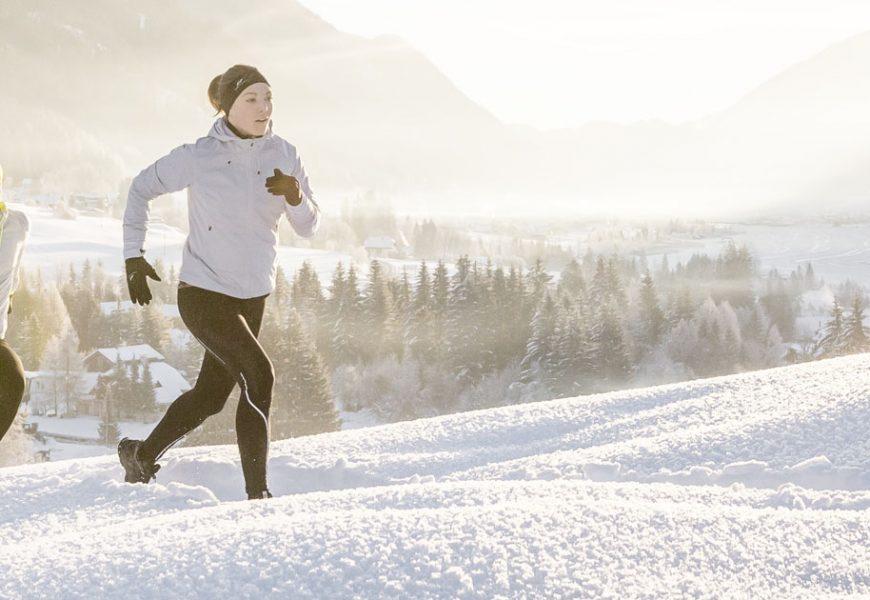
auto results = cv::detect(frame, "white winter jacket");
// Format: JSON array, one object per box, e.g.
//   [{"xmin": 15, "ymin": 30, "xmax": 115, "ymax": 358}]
[
  {"xmin": 0, "ymin": 208, "xmax": 29, "ymax": 339},
  {"xmin": 123, "ymin": 118, "xmax": 321, "ymax": 299}
]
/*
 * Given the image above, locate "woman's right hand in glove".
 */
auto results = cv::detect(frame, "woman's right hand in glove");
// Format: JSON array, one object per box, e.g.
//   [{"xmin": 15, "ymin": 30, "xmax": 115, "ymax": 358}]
[{"xmin": 125, "ymin": 257, "xmax": 162, "ymax": 306}]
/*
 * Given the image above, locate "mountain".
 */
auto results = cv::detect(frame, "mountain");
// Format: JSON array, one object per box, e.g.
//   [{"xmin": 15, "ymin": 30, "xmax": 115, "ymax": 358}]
[
  {"xmin": 3, "ymin": 1, "xmax": 870, "ymax": 218},
  {"xmin": 537, "ymin": 31, "xmax": 870, "ymax": 217},
  {"xmin": 0, "ymin": 0, "xmax": 515, "ymax": 200},
  {"xmin": 1, "ymin": 353, "xmax": 868, "ymax": 597}
]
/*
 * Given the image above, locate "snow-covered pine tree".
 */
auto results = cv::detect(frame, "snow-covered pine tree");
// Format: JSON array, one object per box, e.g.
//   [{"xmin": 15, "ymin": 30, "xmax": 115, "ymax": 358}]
[
  {"xmin": 668, "ymin": 285, "xmax": 695, "ymax": 325},
  {"xmin": 409, "ymin": 261, "xmax": 434, "ymax": 362},
  {"xmin": 841, "ymin": 295, "xmax": 870, "ymax": 354},
  {"xmin": 272, "ymin": 309, "xmax": 340, "ymax": 438},
  {"xmin": 818, "ymin": 299, "xmax": 845, "ymax": 358},
  {"xmin": 520, "ymin": 292, "xmax": 558, "ymax": 386},
  {"xmin": 341, "ymin": 263, "xmax": 365, "ymax": 364},
  {"xmin": 446, "ymin": 256, "xmax": 483, "ymax": 383},
  {"xmin": 363, "ymin": 259, "xmax": 399, "ymax": 362},
  {"xmin": 94, "ymin": 375, "xmax": 120, "ymax": 446},
  {"xmin": 637, "ymin": 273, "xmax": 666, "ymax": 352},
  {"xmin": 137, "ymin": 361, "xmax": 158, "ymax": 418},
  {"xmin": 139, "ymin": 302, "xmax": 169, "ymax": 354},
  {"xmin": 605, "ymin": 256, "xmax": 627, "ymax": 310},
  {"xmin": 594, "ymin": 299, "xmax": 631, "ymax": 383},
  {"xmin": 526, "ymin": 258, "xmax": 552, "ymax": 305},
  {"xmin": 39, "ymin": 321, "xmax": 85, "ymax": 416},
  {"xmin": 558, "ymin": 258, "xmax": 586, "ymax": 300}
]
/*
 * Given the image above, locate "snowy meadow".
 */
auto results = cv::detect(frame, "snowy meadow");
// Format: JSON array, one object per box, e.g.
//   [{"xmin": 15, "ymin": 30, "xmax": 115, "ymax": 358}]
[{"xmin": 1, "ymin": 353, "xmax": 868, "ymax": 598}]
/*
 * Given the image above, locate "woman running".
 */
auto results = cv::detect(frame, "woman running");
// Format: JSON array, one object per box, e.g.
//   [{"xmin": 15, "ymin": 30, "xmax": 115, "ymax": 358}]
[
  {"xmin": 0, "ymin": 164, "xmax": 30, "ymax": 444},
  {"xmin": 118, "ymin": 65, "xmax": 320, "ymax": 499}
]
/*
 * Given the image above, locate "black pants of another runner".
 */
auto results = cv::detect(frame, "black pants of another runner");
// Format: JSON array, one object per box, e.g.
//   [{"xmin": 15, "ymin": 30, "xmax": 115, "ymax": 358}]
[
  {"xmin": 139, "ymin": 284, "xmax": 274, "ymax": 496},
  {"xmin": 0, "ymin": 339, "xmax": 26, "ymax": 442}
]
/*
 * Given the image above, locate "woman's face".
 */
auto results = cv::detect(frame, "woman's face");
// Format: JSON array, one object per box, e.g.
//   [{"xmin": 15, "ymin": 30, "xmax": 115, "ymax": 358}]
[{"xmin": 227, "ymin": 82, "xmax": 273, "ymax": 137}]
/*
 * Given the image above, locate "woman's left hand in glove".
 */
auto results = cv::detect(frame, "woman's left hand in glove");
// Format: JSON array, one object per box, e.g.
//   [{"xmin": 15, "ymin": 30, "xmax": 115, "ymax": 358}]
[{"xmin": 265, "ymin": 169, "xmax": 303, "ymax": 206}]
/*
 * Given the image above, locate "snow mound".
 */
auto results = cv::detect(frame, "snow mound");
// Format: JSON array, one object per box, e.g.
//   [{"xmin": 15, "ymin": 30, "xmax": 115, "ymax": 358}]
[{"xmin": 2, "ymin": 354, "xmax": 869, "ymax": 598}]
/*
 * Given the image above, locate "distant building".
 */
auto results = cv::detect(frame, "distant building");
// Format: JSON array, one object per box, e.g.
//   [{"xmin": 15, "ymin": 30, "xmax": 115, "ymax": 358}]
[
  {"xmin": 83, "ymin": 344, "xmax": 164, "ymax": 373},
  {"xmin": 68, "ymin": 193, "xmax": 109, "ymax": 212},
  {"xmin": 52, "ymin": 344, "xmax": 191, "ymax": 416},
  {"xmin": 23, "ymin": 370, "xmax": 87, "ymax": 417},
  {"xmin": 364, "ymin": 235, "xmax": 396, "ymax": 258}
]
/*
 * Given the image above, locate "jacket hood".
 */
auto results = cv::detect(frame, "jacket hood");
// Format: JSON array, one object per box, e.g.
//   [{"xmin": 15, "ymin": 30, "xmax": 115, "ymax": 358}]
[{"xmin": 207, "ymin": 117, "xmax": 274, "ymax": 142}]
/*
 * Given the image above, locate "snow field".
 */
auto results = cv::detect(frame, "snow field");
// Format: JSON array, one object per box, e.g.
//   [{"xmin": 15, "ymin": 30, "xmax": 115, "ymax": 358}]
[{"xmin": 1, "ymin": 353, "xmax": 869, "ymax": 598}]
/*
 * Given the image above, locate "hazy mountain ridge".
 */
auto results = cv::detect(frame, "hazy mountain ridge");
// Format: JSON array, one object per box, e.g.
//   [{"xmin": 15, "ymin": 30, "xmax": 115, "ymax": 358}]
[
  {"xmin": 2, "ymin": 1, "xmax": 869, "ymax": 217},
  {"xmin": 0, "ymin": 0, "xmax": 515, "ymax": 198}
]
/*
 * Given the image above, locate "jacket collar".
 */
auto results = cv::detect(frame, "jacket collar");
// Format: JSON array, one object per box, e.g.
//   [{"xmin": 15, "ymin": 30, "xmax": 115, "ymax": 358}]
[{"xmin": 208, "ymin": 118, "xmax": 274, "ymax": 149}]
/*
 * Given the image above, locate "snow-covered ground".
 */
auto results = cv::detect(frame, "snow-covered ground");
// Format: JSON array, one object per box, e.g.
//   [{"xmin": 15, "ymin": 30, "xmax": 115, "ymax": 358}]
[
  {"xmin": 2, "ymin": 354, "xmax": 869, "ymax": 598},
  {"xmin": 16, "ymin": 201, "xmax": 870, "ymax": 290},
  {"xmin": 26, "ymin": 409, "xmax": 380, "ymax": 463},
  {"xmin": 10, "ymin": 202, "xmax": 449, "ymax": 286}
]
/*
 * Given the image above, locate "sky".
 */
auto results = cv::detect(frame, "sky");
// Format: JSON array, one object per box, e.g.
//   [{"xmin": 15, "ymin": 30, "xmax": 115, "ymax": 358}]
[{"xmin": 297, "ymin": 0, "xmax": 870, "ymax": 130}]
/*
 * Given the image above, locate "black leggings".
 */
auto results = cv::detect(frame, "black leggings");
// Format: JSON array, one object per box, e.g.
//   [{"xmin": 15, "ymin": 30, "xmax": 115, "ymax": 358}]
[
  {"xmin": 140, "ymin": 285, "xmax": 274, "ymax": 496},
  {"xmin": 0, "ymin": 339, "xmax": 26, "ymax": 442}
]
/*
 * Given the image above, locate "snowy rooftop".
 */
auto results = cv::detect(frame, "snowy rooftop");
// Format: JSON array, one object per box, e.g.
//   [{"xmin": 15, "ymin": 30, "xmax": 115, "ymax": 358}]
[
  {"xmin": 86, "ymin": 344, "xmax": 164, "ymax": 364},
  {"xmin": 363, "ymin": 235, "xmax": 396, "ymax": 250},
  {"xmin": 2, "ymin": 353, "xmax": 869, "ymax": 597},
  {"xmin": 148, "ymin": 361, "xmax": 191, "ymax": 404}
]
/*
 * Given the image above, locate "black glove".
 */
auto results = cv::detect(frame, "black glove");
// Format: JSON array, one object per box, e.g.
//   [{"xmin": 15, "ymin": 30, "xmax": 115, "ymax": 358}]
[
  {"xmin": 125, "ymin": 257, "xmax": 161, "ymax": 306},
  {"xmin": 265, "ymin": 168, "xmax": 302, "ymax": 205}
]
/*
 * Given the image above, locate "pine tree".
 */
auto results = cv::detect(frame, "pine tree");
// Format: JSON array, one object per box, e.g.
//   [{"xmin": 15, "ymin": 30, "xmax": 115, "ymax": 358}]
[
  {"xmin": 95, "ymin": 375, "xmax": 120, "ymax": 446},
  {"xmin": 557, "ymin": 258, "xmax": 585, "ymax": 299},
  {"xmin": 325, "ymin": 262, "xmax": 353, "ymax": 366},
  {"xmin": 590, "ymin": 256, "xmax": 609, "ymax": 305},
  {"xmin": 637, "ymin": 273, "xmax": 666, "ymax": 351},
  {"xmin": 39, "ymin": 322, "xmax": 85, "ymax": 416},
  {"xmin": 605, "ymin": 257, "xmax": 627, "ymax": 309},
  {"xmin": 818, "ymin": 299, "xmax": 845, "ymax": 357},
  {"xmin": 137, "ymin": 361, "xmax": 158, "ymax": 418},
  {"xmin": 760, "ymin": 273, "xmax": 797, "ymax": 341},
  {"xmin": 339, "ymin": 263, "xmax": 365, "ymax": 364},
  {"xmin": 17, "ymin": 313, "xmax": 48, "ymax": 369},
  {"xmin": 842, "ymin": 295, "xmax": 870, "ymax": 354},
  {"xmin": 520, "ymin": 293, "xmax": 558, "ymax": 385},
  {"xmin": 526, "ymin": 258, "xmax": 552, "ymax": 305},
  {"xmin": 363, "ymin": 260, "xmax": 399, "ymax": 361},
  {"xmin": 669, "ymin": 286, "xmax": 695, "ymax": 324},
  {"xmin": 272, "ymin": 309, "xmax": 340, "ymax": 438},
  {"xmin": 409, "ymin": 261, "xmax": 434, "ymax": 362},
  {"xmin": 552, "ymin": 301, "xmax": 593, "ymax": 395},
  {"xmin": 139, "ymin": 302, "xmax": 169, "ymax": 353},
  {"xmin": 291, "ymin": 260, "xmax": 325, "ymax": 315},
  {"xmin": 446, "ymin": 256, "xmax": 484, "ymax": 382},
  {"xmin": 593, "ymin": 300, "xmax": 631, "ymax": 383}
]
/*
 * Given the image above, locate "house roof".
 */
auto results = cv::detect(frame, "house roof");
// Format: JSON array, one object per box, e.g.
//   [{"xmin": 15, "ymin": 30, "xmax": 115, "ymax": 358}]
[
  {"xmin": 147, "ymin": 361, "xmax": 192, "ymax": 404},
  {"xmin": 85, "ymin": 344, "xmax": 164, "ymax": 365},
  {"xmin": 364, "ymin": 236, "xmax": 396, "ymax": 250}
]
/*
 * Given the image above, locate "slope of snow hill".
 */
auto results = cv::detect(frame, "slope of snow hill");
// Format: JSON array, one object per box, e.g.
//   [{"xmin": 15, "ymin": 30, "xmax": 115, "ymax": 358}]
[{"xmin": 1, "ymin": 354, "xmax": 869, "ymax": 598}]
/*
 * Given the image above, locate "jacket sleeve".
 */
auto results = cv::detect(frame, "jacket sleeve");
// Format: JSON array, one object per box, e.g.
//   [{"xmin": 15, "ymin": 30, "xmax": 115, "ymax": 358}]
[
  {"xmin": 123, "ymin": 144, "xmax": 194, "ymax": 259},
  {"xmin": 283, "ymin": 151, "xmax": 321, "ymax": 239}
]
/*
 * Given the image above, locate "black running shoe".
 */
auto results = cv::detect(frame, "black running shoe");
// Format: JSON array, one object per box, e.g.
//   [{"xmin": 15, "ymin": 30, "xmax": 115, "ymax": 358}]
[
  {"xmin": 248, "ymin": 489, "xmax": 273, "ymax": 500},
  {"xmin": 117, "ymin": 438, "xmax": 160, "ymax": 484}
]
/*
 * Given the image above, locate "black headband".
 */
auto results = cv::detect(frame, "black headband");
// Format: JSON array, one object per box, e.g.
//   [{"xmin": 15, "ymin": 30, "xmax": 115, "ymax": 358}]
[{"xmin": 219, "ymin": 67, "xmax": 270, "ymax": 114}]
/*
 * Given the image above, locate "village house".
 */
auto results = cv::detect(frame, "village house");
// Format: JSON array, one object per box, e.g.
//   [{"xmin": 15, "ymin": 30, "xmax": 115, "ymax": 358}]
[{"xmin": 25, "ymin": 344, "xmax": 191, "ymax": 419}]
